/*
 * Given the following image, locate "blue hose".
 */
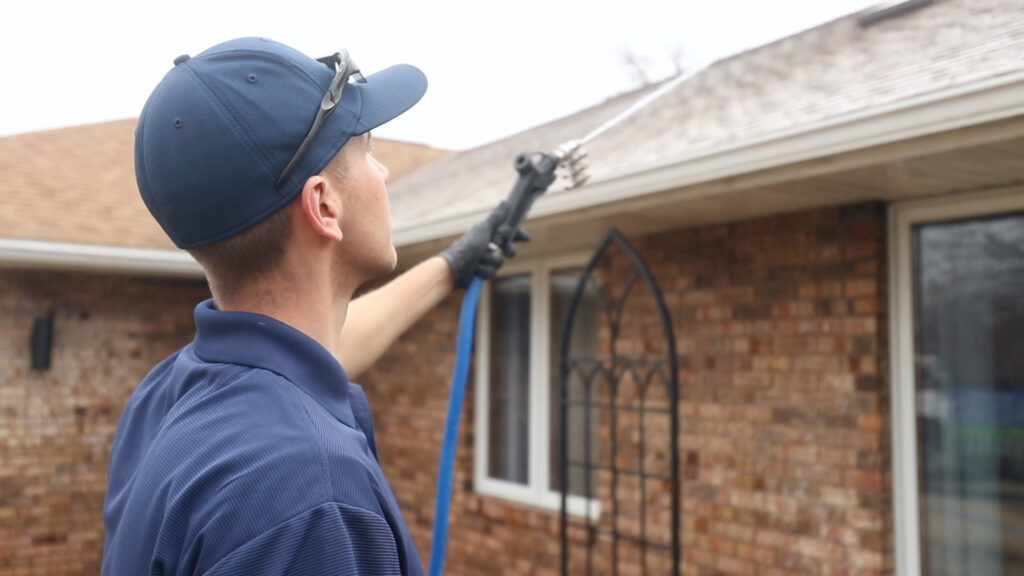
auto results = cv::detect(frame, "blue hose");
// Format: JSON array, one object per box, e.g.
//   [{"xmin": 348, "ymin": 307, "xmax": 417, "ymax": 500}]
[{"xmin": 428, "ymin": 276, "xmax": 484, "ymax": 576}]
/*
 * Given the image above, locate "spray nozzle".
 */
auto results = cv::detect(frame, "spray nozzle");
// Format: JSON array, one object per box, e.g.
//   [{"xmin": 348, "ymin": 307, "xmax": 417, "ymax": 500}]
[{"xmin": 555, "ymin": 140, "xmax": 590, "ymax": 189}]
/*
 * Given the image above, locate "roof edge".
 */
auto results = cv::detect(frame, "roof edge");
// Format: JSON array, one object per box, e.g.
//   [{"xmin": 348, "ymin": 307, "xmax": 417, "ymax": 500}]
[
  {"xmin": 0, "ymin": 237, "xmax": 203, "ymax": 278},
  {"xmin": 394, "ymin": 68, "xmax": 1024, "ymax": 247}
]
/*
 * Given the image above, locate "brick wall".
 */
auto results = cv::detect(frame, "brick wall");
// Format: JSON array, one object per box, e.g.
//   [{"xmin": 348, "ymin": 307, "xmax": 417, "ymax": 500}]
[
  {"xmin": 0, "ymin": 200, "xmax": 891, "ymax": 575},
  {"xmin": 360, "ymin": 202, "xmax": 892, "ymax": 575},
  {"xmin": 0, "ymin": 269, "xmax": 208, "ymax": 575}
]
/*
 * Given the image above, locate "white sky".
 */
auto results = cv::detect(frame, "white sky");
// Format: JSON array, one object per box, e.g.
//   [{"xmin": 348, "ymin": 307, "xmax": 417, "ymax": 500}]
[{"xmin": 0, "ymin": 0, "xmax": 881, "ymax": 150}]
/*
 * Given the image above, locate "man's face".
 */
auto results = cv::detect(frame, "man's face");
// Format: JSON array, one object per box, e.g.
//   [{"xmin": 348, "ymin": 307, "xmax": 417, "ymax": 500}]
[{"xmin": 331, "ymin": 133, "xmax": 397, "ymax": 283}]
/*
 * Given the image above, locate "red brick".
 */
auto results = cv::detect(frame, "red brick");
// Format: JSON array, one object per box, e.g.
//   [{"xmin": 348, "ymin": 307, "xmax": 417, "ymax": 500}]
[
  {"xmin": 846, "ymin": 471, "xmax": 886, "ymax": 491},
  {"xmin": 857, "ymin": 412, "xmax": 883, "ymax": 431},
  {"xmin": 736, "ymin": 542, "xmax": 777, "ymax": 565},
  {"xmin": 844, "ymin": 279, "xmax": 878, "ymax": 297},
  {"xmin": 848, "ymin": 548, "xmax": 885, "ymax": 571}
]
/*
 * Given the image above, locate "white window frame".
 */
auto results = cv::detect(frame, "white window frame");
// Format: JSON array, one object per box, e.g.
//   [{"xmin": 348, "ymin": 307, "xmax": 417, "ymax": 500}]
[
  {"xmin": 474, "ymin": 251, "xmax": 601, "ymax": 519},
  {"xmin": 888, "ymin": 186, "xmax": 1024, "ymax": 576}
]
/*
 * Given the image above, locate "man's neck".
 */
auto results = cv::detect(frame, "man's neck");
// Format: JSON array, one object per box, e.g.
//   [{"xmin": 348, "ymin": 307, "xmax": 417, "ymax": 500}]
[{"xmin": 214, "ymin": 275, "xmax": 353, "ymax": 356}]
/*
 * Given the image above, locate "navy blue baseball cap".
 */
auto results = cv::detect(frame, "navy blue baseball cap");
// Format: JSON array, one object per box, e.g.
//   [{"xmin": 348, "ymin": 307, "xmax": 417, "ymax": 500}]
[{"xmin": 135, "ymin": 37, "xmax": 427, "ymax": 249}]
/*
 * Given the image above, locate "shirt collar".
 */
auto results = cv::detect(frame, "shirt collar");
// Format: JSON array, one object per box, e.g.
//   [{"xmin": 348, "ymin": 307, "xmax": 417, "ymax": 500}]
[{"xmin": 191, "ymin": 298, "xmax": 356, "ymax": 428}]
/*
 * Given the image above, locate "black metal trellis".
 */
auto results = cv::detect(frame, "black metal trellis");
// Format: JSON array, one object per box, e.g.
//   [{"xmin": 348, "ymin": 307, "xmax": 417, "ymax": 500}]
[{"xmin": 559, "ymin": 228, "xmax": 680, "ymax": 576}]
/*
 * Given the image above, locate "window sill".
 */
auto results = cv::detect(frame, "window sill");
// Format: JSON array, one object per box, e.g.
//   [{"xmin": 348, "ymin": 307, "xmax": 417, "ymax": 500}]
[{"xmin": 475, "ymin": 476, "xmax": 602, "ymax": 521}]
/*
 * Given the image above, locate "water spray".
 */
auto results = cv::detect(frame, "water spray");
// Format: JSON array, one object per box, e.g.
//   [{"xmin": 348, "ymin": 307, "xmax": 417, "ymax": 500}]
[{"xmin": 429, "ymin": 67, "xmax": 699, "ymax": 576}]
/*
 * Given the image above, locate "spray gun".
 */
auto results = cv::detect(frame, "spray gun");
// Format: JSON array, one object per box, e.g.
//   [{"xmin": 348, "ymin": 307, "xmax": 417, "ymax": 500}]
[{"xmin": 490, "ymin": 140, "xmax": 589, "ymax": 256}]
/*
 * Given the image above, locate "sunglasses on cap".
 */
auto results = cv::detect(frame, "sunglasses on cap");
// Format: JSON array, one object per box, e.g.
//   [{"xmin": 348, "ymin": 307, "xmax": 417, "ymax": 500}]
[{"xmin": 276, "ymin": 49, "xmax": 366, "ymax": 189}]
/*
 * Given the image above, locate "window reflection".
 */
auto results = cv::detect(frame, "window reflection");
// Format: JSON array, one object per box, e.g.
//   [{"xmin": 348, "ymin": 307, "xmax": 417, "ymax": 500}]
[{"xmin": 914, "ymin": 212, "xmax": 1024, "ymax": 575}]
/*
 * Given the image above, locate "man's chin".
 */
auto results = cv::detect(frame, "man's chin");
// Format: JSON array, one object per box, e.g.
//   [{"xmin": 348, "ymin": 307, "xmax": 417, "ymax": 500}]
[
  {"xmin": 354, "ymin": 249, "xmax": 399, "ymax": 292},
  {"xmin": 381, "ymin": 244, "xmax": 398, "ymax": 273}
]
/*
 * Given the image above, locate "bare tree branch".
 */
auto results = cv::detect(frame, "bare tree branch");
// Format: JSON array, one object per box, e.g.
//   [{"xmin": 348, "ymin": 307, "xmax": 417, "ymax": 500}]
[{"xmin": 619, "ymin": 47, "xmax": 652, "ymax": 87}]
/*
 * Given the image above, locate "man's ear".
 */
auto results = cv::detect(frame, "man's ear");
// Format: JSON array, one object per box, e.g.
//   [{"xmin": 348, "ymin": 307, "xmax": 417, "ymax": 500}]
[{"xmin": 298, "ymin": 175, "xmax": 344, "ymax": 242}]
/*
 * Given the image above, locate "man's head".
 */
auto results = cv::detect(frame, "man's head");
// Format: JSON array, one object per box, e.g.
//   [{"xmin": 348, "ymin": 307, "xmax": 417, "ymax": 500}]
[{"xmin": 134, "ymin": 37, "xmax": 426, "ymax": 298}]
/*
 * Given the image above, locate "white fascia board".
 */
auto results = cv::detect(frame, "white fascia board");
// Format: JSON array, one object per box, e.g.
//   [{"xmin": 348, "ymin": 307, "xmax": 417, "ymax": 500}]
[
  {"xmin": 0, "ymin": 237, "xmax": 203, "ymax": 277},
  {"xmin": 394, "ymin": 69, "xmax": 1024, "ymax": 247}
]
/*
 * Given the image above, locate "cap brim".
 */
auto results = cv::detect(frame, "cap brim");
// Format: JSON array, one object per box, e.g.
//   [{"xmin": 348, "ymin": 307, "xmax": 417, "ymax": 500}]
[{"xmin": 350, "ymin": 63, "xmax": 427, "ymax": 134}]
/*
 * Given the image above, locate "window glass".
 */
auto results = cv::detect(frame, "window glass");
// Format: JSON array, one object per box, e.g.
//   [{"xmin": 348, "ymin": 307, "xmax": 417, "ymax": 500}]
[
  {"xmin": 487, "ymin": 274, "xmax": 531, "ymax": 484},
  {"xmin": 914, "ymin": 212, "xmax": 1024, "ymax": 575}
]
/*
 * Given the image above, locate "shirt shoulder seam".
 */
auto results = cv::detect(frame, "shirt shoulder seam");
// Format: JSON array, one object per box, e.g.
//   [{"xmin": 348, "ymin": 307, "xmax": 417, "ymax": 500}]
[
  {"xmin": 299, "ymin": 399, "xmax": 335, "ymax": 499},
  {"xmin": 201, "ymin": 500, "xmax": 393, "ymax": 575}
]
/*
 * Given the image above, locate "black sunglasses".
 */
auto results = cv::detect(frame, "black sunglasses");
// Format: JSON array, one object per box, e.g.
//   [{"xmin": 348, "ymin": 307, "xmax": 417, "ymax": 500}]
[{"xmin": 276, "ymin": 50, "xmax": 366, "ymax": 189}]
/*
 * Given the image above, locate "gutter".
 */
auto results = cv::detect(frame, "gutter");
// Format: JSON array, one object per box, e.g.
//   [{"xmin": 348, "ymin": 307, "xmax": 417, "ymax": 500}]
[
  {"xmin": 0, "ymin": 237, "xmax": 203, "ymax": 277},
  {"xmin": 393, "ymin": 68, "xmax": 1024, "ymax": 247}
]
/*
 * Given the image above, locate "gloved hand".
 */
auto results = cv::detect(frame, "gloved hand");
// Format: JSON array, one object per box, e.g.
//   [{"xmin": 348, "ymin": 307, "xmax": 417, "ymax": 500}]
[{"xmin": 439, "ymin": 201, "xmax": 530, "ymax": 289}]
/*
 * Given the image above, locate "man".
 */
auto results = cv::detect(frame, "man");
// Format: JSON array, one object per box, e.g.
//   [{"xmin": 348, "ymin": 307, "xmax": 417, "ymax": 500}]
[{"xmin": 102, "ymin": 37, "xmax": 518, "ymax": 575}]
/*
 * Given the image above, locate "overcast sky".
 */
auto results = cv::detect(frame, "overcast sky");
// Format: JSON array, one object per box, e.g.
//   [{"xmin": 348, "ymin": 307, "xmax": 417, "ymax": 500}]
[{"xmin": 1, "ymin": 0, "xmax": 880, "ymax": 149}]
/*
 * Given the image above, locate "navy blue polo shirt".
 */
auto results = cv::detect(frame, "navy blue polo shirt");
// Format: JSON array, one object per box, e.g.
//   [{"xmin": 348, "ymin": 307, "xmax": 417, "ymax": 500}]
[{"xmin": 102, "ymin": 299, "xmax": 423, "ymax": 575}]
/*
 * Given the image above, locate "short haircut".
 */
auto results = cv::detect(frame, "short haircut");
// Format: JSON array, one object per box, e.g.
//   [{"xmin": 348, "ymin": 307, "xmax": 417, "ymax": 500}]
[
  {"xmin": 187, "ymin": 152, "xmax": 349, "ymax": 302},
  {"xmin": 188, "ymin": 204, "xmax": 292, "ymax": 302}
]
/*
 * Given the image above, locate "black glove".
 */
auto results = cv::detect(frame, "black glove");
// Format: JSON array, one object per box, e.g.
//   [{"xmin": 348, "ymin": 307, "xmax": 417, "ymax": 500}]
[{"xmin": 439, "ymin": 201, "xmax": 530, "ymax": 289}]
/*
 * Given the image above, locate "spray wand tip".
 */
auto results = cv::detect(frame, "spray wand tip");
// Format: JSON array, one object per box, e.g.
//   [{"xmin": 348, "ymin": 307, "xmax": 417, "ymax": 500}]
[{"xmin": 554, "ymin": 140, "xmax": 590, "ymax": 189}]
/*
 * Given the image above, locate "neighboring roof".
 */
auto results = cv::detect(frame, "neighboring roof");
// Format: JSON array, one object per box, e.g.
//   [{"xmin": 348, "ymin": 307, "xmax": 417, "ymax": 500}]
[
  {"xmin": 389, "ymin": 0, "xmax": 1024, "ymax": 232},
  {"xmin": 1, "ymin": 120, "xmax": 167, "ymax": 248},
  {"xmin": 0, "ymin": 120, "xmax": 449, "ymax": 249}
]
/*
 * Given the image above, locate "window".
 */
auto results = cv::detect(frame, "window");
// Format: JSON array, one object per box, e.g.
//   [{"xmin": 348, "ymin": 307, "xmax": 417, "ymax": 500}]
[
  {"xmin": 890, "ymin": 188, "xmax": 1024, "ymax": 576},
  {"xmin": 474, "ymin": 254, "xmax": 601, "ymax": 515}
]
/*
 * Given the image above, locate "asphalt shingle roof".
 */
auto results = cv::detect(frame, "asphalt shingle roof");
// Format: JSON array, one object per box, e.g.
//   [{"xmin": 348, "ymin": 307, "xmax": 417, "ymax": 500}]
[{"xmin": 0, "ymin": 121, "xmax": 448, "ymax": 248}]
